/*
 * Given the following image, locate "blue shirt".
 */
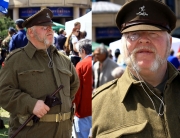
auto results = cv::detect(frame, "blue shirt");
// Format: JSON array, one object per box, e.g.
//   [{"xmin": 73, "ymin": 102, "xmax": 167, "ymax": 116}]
[
  {"xmin": 167, "ymin": 55, "xmax": 180, "ymax": 69},
  {"xmin": 9, "ymin": 29, "xmax": 28, "ymax": 52}
]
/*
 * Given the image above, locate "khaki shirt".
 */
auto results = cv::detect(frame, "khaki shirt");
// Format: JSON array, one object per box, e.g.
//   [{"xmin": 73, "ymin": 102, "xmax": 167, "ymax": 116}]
[
  {"xmin": 0, "ymin": 42, "xmax": 79, "ymax": 137},
  {"xmin": 92, "ymin": 62, "xmax": 180, "ymax": 138}
]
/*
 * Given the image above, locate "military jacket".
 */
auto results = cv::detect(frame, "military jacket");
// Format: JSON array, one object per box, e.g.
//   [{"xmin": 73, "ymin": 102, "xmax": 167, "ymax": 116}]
[
  {"xmin": 0, "ymin": 42, "xmax": 79, "ymax": 138},
  {"xmin": 92, "ymin": 62, "xmax": 180, "ymax": 138}
]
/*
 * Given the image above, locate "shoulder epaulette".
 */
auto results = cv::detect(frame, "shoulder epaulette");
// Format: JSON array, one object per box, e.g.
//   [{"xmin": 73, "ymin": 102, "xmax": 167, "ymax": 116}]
[
  {"xmin": 92, "ymin": 78, "xmax": 118, "ymax": 99},
  {"xmin": 5, "ymin": 48, "xmax": 23, "ymax": 61}
]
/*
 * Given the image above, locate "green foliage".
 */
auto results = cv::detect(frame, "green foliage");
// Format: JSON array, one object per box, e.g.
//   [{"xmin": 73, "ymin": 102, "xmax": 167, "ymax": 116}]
[
  {"xmin": 0, "ymin": 108, "xmax": 9, "ymax": 138},
  {"xmin": 0, "ymin": 16, "xmax": 16, "ymax": 39}
]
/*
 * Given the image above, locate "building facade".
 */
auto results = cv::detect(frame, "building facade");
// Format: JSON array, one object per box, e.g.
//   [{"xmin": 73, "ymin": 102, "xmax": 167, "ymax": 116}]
[
  {"xmin": 92, "ymin": 0, "xmax": 180, "ymax": 45},
  {"xmin": 7, "ymin": 0, "xmax": 91, "ymax": 25}
]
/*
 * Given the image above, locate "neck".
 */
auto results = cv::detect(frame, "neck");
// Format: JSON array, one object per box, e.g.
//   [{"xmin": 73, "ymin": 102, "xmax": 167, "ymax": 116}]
[
  {"xmin": 130, "ymin": 63, "xmax": 167, "ymax": 87},
  {"xmin": 18, "ymin": 28, "xmax": 24, "ymax": 31},
  {"xmin": 30, "ymin": 39, "xmax": 51, "ymax": 50}
]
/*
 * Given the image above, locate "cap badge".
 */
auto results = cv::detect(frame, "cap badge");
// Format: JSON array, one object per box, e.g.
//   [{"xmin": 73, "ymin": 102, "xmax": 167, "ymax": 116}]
[
  {"xmin": 46, "ymin": 13, "xmax": 50, "ymax": 18},
  {"xmin": 136, "ymin": 6, "xmax": 148, "ymax": 16}
]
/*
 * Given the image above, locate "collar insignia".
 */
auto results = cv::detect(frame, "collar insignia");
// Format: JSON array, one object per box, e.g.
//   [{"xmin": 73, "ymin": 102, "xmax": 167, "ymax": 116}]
[{"xmin": 136, "ymin": 6, "xmax": 148, "ymax": 16}]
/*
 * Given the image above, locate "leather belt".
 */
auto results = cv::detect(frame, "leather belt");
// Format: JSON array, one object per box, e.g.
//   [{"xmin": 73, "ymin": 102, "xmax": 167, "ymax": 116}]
[{"xmin": 40, "ymin": 112, "xmax": 71, "ymax": 122}]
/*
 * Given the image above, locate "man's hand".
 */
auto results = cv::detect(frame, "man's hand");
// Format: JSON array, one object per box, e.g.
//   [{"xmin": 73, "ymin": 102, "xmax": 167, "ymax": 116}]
[{"xmin": 33, "ymin": 100, "xmax": 50, "ymax": 118}]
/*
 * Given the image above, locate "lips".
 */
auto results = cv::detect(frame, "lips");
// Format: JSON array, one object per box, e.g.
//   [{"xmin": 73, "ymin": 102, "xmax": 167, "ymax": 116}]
[
  {"xmin": 47, "ymin": 33, "xmax": 53, "ymax": 36},
  {"xmin": 137, "ymin": 49, "xmax": 153, "ymax": 53}
]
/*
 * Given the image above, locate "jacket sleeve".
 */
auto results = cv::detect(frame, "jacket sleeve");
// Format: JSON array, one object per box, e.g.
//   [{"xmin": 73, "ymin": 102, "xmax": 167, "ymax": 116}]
[
  {"xmin": 70, "ymin": 62, "xmax": 80, "ymax": 101},
  {"xmin": 72, "ymin": 63, "xmax": 82, "ymax": 109}
]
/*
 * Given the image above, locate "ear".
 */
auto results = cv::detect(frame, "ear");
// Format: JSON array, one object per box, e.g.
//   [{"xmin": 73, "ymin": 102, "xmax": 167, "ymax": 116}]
[
  {"xmin": 169, "ymin": 35, "xmax": 172, "ymax": 49},
  {"xmin": 82, "ymin": 49, "xmax": 86, "ymax": 54},
  {"xmin": 27, "ymin": 27, "xmax": 34, "ymax": 37}
]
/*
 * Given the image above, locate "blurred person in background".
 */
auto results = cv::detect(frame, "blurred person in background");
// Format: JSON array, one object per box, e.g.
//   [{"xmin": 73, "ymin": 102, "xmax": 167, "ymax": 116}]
[
  {"xmin": 93, "ymin": 45, "xmax": 119, "ymax": 89},
  {"xmin": 71, "ymin": 22, "xmax": 81, "ymax": 50},
  {"xmin": 73, "ymin": 39, "xmax": 92, "ymax": 138},
  {"xmin": 167, "ymin": 49, "xmax": 179, "ymax": 69},
  {"xmin": 9, "ymin": 19, "xmax": 28, "ymax": 52},
  {"xmin": 2, "ymin": 27, "xmax": 16, "ymax": 51},
  {"xmin": 64, "ymin": 25, "xmax": 81, "ymax": 65},
  {"xmin": 114, "ymin": 48, "xmax": 120, "ymax": 62},
  {"xmin": 78, "ymin": 30, "xmax": 87, "ymax": 40},
  {"xmin": 176, "ymin": 52, "xmax": 180, "ymax": 69},
  {"xmin": 0, "ymin": 49, "xmax": 8, "ymax": 69},
  {"xmin": 107, "ymin": 48, "xmax": 113, "ymax": 59},
  {"xmin": 56, "ymin": 28, "xmax": 67, "ymax": 51}
]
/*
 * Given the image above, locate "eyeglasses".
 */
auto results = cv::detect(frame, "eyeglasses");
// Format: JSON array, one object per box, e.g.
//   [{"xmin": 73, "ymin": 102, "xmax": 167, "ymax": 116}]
[
  {"xmin": 41, "ymin": 26, "xmax": 52, "ymax": 31},
  {"xmin": 126, "ymin": 31, "xmax": 160, "ymax": 41}
]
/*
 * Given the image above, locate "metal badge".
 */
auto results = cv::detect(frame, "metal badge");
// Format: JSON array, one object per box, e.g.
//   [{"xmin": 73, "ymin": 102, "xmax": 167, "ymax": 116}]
[
  {"xmin": 136, "ymin": 6, "xmax": 148, "ymax": 16},
  {"xmin": 46, "ymin": 13, "xmax": 50, "ymax": 18}
]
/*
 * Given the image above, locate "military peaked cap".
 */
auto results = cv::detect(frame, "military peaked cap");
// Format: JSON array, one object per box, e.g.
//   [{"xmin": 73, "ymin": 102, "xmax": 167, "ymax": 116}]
[
  {"xmin": 8, "ymin": 27, "xmax": 16, "ymax": 33},
  {"xmin": 15, "ymin": 19, "xmax": 24, "ymax": 25},
  {"xmin": 22, "ymin": 8, "xmax": 55, "ymax": 28},
  {"xmin": 116, "ymin": 0, "xmax": 177, "ymax": 33}
]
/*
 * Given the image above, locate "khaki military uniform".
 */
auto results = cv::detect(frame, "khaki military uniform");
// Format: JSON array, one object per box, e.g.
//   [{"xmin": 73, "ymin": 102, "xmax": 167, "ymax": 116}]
[
  {"xmin": 92, "ymin": 63, "xmax": 180, "ymax": 138},
  {"xmin": 0, "ymin": 42, "xmax": 79, "ymax": 138}
]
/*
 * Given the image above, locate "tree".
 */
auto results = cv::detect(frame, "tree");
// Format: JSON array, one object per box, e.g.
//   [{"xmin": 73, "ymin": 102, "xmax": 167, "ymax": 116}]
[{"xmin": 0, "ymin": 16, "xmax": 15, "ymax": 39}]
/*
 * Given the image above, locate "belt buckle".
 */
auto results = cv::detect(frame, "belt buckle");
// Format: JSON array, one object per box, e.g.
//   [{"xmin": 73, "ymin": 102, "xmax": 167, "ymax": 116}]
[{"xmin": 56, "ymin": 113, "xmax": 62, "ymax": 122}]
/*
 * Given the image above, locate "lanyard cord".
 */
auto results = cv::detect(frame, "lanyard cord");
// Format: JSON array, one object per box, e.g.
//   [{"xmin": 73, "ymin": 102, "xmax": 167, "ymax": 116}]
[{"xmin": 43, "ymin": 38, "xmax": 53, "ymax": 68}]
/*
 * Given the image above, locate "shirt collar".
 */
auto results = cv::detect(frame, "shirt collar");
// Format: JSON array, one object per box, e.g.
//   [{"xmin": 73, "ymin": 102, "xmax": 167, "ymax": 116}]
[
  {"xmin": 24, "ymin": 41, "xmax": 37, "ymax": 59},
  {"xmin": 24, "ymin": 41, "xmax": 58, "ymax": 59},
  {"xmin": 118, "ymin": 62, "xmax": 180, "ymax": 103}
]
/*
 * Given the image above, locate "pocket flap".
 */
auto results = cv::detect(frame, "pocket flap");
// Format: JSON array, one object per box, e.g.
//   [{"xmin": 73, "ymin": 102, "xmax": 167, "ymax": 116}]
[
  {"xmin": 98, "ymin": 120, "xmax": 148, "ymax": 138},
  {"xmin": 18, "ymin": 69, "xmax": 45, "ymax": 75}
]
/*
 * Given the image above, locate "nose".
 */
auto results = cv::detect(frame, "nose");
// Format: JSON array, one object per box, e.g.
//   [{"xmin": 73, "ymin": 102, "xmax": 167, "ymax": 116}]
[
  {"xmin": 47, "ymin": 26, "xmax": 53, "ymax": 31},
  {"xmin": 138, "ymin": 33, "xmax": 150, "ymax": 44}
]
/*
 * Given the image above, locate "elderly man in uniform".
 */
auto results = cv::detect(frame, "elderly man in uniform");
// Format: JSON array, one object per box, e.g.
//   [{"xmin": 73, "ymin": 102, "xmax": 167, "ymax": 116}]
[
  {"xmin": 0, "ymin": 8, "xmax": 79, "ymax": 138},
  {"xmin": 92, "ymin": 0, "xmax": 180, "ymax": 137}
]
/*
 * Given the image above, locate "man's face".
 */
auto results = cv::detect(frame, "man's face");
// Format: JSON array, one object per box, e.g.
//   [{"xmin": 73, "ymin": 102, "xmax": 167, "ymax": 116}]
[
  {"xmin": 94, "ymin": 49, "xmax": 106, "ymax": 62},
  {"xmin": 122, "ymin": 30, "xmax": 172, "ymax": 72},
  {"xmin": 32, "ymin": 26, "xmax": 54, "ymax": 46},
  {"xmin": 75, "ymin": 24, "xmax": 81, "ymax": 31}
]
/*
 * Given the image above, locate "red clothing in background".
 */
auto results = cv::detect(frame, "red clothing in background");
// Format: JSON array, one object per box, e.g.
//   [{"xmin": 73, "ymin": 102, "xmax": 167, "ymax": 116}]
[{"xmin": 73, "ymin": 56, "xmax": 92, "ymax": 118}]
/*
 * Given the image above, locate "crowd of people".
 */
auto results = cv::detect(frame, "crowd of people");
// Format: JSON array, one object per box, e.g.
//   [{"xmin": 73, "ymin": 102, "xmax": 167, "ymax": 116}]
[{"xmin": 0, "ymin": 0, "xmax": 180, "ymax": 137}]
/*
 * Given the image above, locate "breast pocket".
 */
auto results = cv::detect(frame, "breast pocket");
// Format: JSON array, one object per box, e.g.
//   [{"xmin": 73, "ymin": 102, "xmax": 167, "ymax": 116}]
[
  {"xmin": 57, "ymin": 68, "xmax": 72, "ymax": 97},
  {"xmin": 97, "ymin": 120, "xmax": 152, "ymax": 138},
  {"xmin": 18, "ymin": 69, "xmax": 45, "ymax": 97}
]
